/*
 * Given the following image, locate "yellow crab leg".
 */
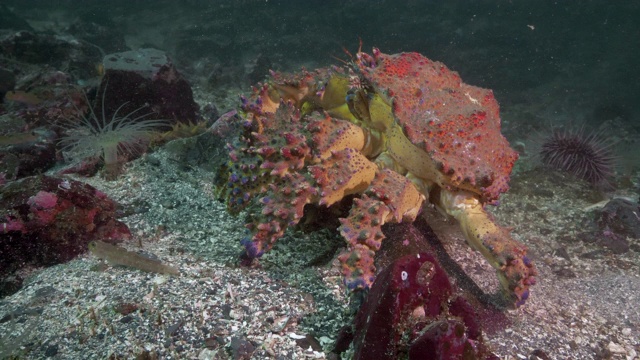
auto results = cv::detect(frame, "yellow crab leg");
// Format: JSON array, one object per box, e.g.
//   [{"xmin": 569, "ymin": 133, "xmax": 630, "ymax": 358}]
[{"xmin": 435, "ymin": 188, "xmax": 537, "ymax": 307}]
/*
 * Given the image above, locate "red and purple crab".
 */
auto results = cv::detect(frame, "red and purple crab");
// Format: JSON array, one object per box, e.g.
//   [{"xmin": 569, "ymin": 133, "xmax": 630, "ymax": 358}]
[{"xmin": 219, "ymin": 47, "xmax": 536, "ymax": 307}]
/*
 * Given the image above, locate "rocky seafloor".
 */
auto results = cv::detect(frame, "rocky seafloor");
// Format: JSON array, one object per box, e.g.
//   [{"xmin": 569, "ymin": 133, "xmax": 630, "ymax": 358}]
[
  {"xmin": 0, "ymin": 141, "xmax": 638, "ymax": 359},
  {"xmin": 1, "ymin": 1, "xmax": 640, "ymax": 359}
]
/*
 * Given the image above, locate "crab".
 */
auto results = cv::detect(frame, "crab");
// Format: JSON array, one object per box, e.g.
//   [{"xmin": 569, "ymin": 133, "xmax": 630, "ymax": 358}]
[{"xmin": 220, "ymin": 48, "xmax": 536, "ymax": 307}]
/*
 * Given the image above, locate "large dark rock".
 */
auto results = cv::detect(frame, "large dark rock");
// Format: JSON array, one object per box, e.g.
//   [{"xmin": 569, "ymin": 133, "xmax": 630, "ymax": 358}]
[
  {"xmin": 0, "ymin": 127, "xmax": 57, "ymax": 180},
  {"xmin": 0, "ymin": 31, "xmax": 101, "ymax": 67},
  {"xmin": 98, "ymin": 48, "xmax": 199, "ymax": 124},
  {"xmin": 597, "ymin": 198, "xmax": 640, "ymax": 238},
  {"xmin": 0, "ymin": 67, "xmax": 16, "ymax": 98},
  {"xmin": 351, "ymin": 251, "xmax": 497, "ymax": 359},
  {"xmin": 589, "ymin": 197, "xmax": 640, "ymax": 254},
  {"xmin": 332, "ymin": 218, "xmax": 511, "ymax": 359}
]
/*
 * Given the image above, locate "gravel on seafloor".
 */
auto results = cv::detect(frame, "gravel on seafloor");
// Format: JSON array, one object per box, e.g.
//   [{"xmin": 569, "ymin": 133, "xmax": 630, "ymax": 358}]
[{"xmin": 1, "ymin": 146, "xmax": 638, "ymax": 360}]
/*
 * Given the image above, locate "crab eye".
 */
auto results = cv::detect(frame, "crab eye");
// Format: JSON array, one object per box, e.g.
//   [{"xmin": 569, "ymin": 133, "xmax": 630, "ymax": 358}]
[{"xmin": 401, "ymin": 270, "xmax": 408, "ymax": 281}]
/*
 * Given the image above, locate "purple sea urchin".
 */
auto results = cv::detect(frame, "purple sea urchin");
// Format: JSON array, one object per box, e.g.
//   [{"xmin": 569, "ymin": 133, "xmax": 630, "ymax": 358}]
[{"xmin": 540, "ymin": 127, "xmax": 615, "ymax": 188}]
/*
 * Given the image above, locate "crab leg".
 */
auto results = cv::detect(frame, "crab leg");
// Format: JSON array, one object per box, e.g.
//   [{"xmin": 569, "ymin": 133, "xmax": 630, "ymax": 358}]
[
  {"xmin": 338, "ymin": 169, "xmax": 425, "ymax": 289},
  {"xmin": 435, "ymin": 188, "xmax": 537, "ymax": 307}
]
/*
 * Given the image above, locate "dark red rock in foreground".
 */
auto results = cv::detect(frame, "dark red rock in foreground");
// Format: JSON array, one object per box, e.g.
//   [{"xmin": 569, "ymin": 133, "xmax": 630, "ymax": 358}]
[
  {"xmin": 352, "ymin": 251, "xmax": 498, "ymax": 359},
  {"xmin": 0, "ymin": 175, "xmax": 130, "ymax": 295}
]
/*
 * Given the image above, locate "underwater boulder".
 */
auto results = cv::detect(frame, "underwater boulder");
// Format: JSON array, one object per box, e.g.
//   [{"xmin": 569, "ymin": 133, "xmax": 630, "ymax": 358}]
[
  {"xmin": 589, "ymin": 197, "xmax": 640, "ymax": 254},
  {"xmin": 98, "ymin": 48, "xmax": 199, "ymax": 124},
  {"xmin": 0, "ymin": 127, "xmax": 57, "ymax": 181},
  {"xmin": 352, "ymin": 251, "xmax": 497, "ymax": 359}
]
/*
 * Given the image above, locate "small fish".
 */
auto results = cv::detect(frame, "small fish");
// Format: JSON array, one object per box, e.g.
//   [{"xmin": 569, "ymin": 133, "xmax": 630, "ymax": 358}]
[
  {"xmin": 4, "ymin": 90, "xmax": 43, "ymax": 107},
  {"xmin": 88, "ymin": 240, "xmax": 179, "ymax": 275},
  {"xmin": 0, "ymin": 131, "xmax": 39, "ymax": 146}
]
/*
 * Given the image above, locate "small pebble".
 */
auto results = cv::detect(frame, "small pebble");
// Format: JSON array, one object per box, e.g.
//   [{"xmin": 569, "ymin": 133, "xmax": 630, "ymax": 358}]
[
  {"xmin": 44, "ymin": 344, "xmax": 59, "ymax": 357},
  {"xmin": 607, "ymin": 341, "xmax": 626, "ymax": 354}
]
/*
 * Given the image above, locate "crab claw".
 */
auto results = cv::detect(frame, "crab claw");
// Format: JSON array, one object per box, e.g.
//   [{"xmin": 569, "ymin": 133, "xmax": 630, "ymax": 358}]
[
  {"xmin": 436, "ymin": 188, "xmax": 537, "ymax": 307},
  {"xmin": 338, "ymin": 170, "xmax": 425, "ymax": 290}
]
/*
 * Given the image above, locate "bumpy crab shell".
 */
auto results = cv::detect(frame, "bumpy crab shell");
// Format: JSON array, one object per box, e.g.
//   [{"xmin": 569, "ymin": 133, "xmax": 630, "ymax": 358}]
[
  {"xmin": 350, "ymin": 49, "xmax": 535, "ymax": 305},
  {"xmin": 353, "ymin": 48, "xmax": 518, "ymax": 203}
]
